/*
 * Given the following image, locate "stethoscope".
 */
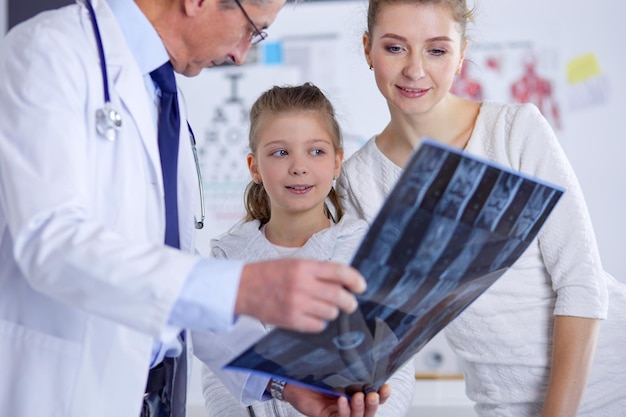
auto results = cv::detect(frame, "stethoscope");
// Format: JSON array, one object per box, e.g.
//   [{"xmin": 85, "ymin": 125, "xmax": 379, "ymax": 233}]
[{"xmin": 84, "ymin": 0, "xmax": 205, "ymax": 229}]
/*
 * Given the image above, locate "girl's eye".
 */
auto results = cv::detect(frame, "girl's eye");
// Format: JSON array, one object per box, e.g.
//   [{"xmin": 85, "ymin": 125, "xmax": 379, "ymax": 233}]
[
  {"xmin": 311, "ymin": 149, "xmax": 325, "ymax": 156},
  {"xmin": 271, "ymin": 149, "xmax": 288, "ymax": 157}
]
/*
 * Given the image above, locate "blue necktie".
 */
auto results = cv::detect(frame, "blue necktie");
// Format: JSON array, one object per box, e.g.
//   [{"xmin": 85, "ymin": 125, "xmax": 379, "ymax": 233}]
[
  {"xmin": 150, "ymin": 62, "xmax": 180, "ymax": 249},
  {"xmin": 149, "ymin": 62, "xmax": 187, "ymax": 417}
]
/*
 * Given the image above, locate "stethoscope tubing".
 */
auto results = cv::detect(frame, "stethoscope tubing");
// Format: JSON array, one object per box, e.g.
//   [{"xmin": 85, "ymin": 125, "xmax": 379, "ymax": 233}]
[
  {"xmin": 84, "ymin": 0, "xmax": 111, "ymax": 104},
  {"xmin": 188, "ymin": 123, "xmax": 205, "ymax": 229}
]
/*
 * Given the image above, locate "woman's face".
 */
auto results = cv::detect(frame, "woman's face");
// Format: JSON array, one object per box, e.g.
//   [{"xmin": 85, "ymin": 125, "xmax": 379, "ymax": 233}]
[{"xmin": 364, "ymin": 3, "xmax": 466, "ymax": 117}]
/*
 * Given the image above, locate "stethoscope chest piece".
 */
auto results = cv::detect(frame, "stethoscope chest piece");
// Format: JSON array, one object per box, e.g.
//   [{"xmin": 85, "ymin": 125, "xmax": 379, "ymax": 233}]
[
  {"xmin": 85, "ymin": 0, "xmax": 121, "ymax": 142},
  {"xmin": 96, "ymin": 102, "xmax": 122, "ymax": 141}
]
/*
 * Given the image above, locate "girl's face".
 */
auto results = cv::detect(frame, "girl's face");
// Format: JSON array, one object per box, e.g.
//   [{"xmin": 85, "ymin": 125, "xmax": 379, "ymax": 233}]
[
  {"xmin": 364, "ymin": 3, "xmax": 466, "ymax": 116},
  {"xmin": 248, "ymin": 111, "xmax": 342, "ymax": 219}
]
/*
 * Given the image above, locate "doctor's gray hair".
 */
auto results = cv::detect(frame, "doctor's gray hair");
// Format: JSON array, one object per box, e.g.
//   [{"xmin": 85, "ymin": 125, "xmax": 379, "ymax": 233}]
[{"xmin": 219, "ymin": 0, "xmax": 305, "ymax": 12}]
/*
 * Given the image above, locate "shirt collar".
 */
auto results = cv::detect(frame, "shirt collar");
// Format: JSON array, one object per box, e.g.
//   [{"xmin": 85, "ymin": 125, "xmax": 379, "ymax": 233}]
[{"xmin": 106, "ymin": 0, "xmax": 170, "ymax": 75}]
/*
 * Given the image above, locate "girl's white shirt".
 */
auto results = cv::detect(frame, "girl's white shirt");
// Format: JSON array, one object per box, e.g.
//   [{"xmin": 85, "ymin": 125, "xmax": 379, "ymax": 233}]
[{"xmin": 198, "ymin": 215, "xmax": 417, "ymax": 417}]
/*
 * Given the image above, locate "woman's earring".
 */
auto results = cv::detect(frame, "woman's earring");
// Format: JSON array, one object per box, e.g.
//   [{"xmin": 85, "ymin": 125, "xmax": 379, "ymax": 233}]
[{"xmin": 369, "ymin": 64, "xmax": 373, "ymax": 71}]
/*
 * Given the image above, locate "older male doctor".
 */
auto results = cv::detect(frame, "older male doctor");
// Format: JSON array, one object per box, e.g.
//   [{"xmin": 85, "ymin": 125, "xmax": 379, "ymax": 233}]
[{"xmin": 0, "ymin": 0, "xmax": 389, "ymax": 416}]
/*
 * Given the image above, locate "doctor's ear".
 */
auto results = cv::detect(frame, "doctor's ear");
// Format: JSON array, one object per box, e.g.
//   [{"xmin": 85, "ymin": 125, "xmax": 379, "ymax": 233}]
[{"xmin": 183, "ymin": 0, "xmax": 205, "ymax": 17}]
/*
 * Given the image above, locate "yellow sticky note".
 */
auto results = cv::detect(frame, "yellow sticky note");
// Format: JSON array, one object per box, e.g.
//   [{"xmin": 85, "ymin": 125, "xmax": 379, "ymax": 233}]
[{"xmin": 567, "ymin": 53, "xmax": 602, "ymax": 84}]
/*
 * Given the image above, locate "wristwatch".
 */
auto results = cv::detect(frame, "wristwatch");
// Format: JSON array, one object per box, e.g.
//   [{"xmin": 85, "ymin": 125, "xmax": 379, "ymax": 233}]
[{"xmin": 269, "ymin": 378, "xmax": 286, "ymax": 401}]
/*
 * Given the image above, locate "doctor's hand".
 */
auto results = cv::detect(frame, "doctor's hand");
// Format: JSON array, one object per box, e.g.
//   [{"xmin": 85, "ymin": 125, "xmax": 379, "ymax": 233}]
[
  {"xmin": 235, "ymin": 259, "xmax": 366, "ymax": 332},
  {"xmin": 283, "ymin": 382, "xmax": 391, "ymax": 417}
]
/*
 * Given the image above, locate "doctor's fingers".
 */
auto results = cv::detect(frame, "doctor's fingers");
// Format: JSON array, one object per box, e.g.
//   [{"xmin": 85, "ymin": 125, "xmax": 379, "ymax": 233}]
[
  {"xmin": 236, "ymin": 260, "xmax": 365, "ymax": 332},
  {"xmin": 281, "ymin": 260, "xmax": 366, "ymax": 318},
  {"xmin": 305, "ymin": 260, "xmax": 367, "ymax": 296}
]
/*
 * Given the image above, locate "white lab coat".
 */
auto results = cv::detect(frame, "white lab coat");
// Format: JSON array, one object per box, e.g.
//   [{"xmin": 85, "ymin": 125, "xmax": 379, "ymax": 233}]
[{"xmin": 0, "ymin": 1, "xmax": 213, "ymax": 416}]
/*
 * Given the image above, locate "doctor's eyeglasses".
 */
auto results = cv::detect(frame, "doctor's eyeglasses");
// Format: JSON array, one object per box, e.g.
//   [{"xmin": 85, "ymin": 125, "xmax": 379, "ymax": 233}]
[{"xmin": 233, "ymin": 0, "xmax": 268, "ymax": 45}]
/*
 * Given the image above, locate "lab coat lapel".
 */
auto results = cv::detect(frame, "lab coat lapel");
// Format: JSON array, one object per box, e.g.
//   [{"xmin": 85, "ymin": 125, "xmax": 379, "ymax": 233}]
[
  {"xmin": 90, "ymin": 0, "xmax": 162, "ymax": 190},
  {"xmin": 176, "ymin": 94, "xmax": 196, "ymax": 253},
  {"xmin": 112, "ymin": 65, "xmax": 195, "ymax": 253},
  {"xmin": 111, "ymin": 67, "xmax": 162, "ymax": 186}
]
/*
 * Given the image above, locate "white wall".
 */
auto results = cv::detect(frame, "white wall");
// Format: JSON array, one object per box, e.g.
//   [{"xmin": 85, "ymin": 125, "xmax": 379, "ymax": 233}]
[{"xmin": 468, "ymin": 0, "xmax": 626, "ymax": 281}]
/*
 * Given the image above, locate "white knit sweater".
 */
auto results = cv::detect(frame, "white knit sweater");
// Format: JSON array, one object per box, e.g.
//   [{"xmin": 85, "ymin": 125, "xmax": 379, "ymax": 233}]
[
  {"xmin": 200, "ymin": 216, "xmax": 416, "ymax": 417},
  {"xmin": 337, "ymin": 101, "xmax": 626, "ymax": 417}
]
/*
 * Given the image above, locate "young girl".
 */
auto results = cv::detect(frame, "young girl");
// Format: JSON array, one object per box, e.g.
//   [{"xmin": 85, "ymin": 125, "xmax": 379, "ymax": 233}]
[
  {"xmin": 336, "ymin": 1, "xmax": 626, "ymax": 416},
  {"xmin": 198, "ymin": 83, "xmax": 416, "ymax": 417}
]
